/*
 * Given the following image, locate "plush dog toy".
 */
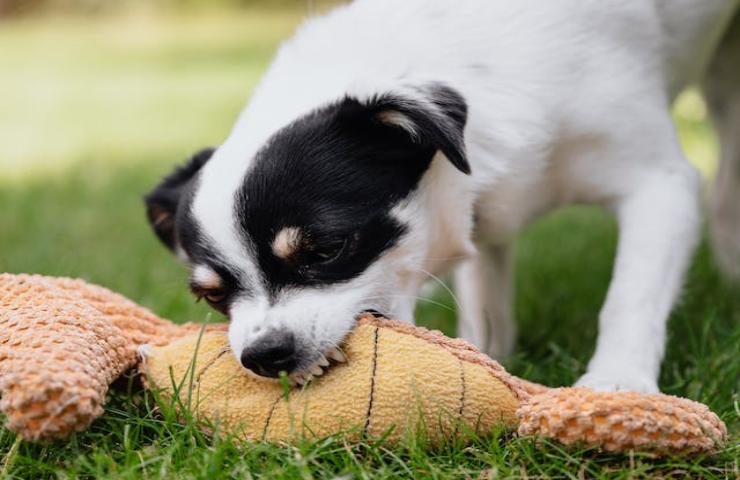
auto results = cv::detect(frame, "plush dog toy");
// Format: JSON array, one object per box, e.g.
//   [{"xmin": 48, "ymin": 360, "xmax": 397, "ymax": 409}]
[{"xmin": 0, "ymin": 274, "xmax": 727, "ymax": 455}]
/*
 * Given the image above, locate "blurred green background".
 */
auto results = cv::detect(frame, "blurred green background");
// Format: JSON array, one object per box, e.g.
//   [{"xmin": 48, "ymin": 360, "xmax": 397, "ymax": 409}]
[
  {"xmin": 0, "ymin": 2, "xmax": 737, "ymax": 477},
  {"xmin": 0, "ymin": 1, "xmax": 339, "ymax": 319}
]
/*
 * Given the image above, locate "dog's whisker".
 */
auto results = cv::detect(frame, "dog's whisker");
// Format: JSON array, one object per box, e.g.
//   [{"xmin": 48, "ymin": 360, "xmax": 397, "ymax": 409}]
[
  {"xmin": 415, "ymin": 268, "xmax": 462, "ymax": 313},
  {"xmin": 422, "ymin": 254, "xmax": 472, "ymax": 262},
  {"xmin": 358, "ymin": 294, "xmax": 457, "ymax": 314}
]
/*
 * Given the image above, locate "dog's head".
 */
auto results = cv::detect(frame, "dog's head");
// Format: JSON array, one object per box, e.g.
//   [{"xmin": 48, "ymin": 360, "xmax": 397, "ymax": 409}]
[{"xmin": 145, "ymin": 84, "xmax": 472, "ymax": 383}]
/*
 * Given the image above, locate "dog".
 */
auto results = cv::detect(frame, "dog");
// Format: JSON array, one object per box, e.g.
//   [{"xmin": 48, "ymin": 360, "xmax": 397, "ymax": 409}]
[{"xmin": 145, "ymin": 0, "xmax": 740, "ymax": 391}]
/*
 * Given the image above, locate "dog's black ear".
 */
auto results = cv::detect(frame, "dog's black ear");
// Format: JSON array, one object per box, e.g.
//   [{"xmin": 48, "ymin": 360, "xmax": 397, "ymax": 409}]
[
  {"xmin": 144, "ymin": 147, "xmax": 215, "ymax": 251},
  {"xmin": 367, "ymin": 84, "xmax": 470, "ymax": 174}
]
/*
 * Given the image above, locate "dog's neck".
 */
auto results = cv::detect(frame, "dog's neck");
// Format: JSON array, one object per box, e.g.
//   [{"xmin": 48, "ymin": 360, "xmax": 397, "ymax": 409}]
[{"xmin": 395, "ymin": 153, "xmax": 476, "ymax": 278}]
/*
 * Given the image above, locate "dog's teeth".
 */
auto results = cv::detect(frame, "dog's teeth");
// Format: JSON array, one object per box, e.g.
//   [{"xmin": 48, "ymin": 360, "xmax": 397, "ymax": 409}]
[
  {"xmin": 289, "ymin": 372, "xmax": 302, "ymax": 386},
  {"xmin": 290, "ymin": 371, "xmax": 315, "ymax": 387},
  {"xmin": 328, "ymin": 348, "xmax": 347, "ymax": 363},
  {"xmin": 317, "ymin": 355, "xmax": 330, "ymax": 367}
]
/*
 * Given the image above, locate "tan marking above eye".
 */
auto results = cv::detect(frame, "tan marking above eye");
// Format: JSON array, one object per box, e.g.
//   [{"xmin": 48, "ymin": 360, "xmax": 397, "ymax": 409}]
[
  {"xmin": 272, "ymin": 226, "xmax": 303, "ymax": 259},
  {"xmin": 191, "ymin": 265, "xmax": 223, "ymax": 290}
]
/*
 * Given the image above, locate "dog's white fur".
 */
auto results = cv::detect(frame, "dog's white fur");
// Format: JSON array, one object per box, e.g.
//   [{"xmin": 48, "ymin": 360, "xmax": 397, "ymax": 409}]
[{"xmin": 192, "ymin": 0, "xmax": 740, "ymax": 391}]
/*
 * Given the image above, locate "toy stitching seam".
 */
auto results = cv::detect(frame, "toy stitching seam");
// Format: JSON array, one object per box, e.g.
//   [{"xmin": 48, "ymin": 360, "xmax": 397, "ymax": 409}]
[
  {"xmin": 262, "ymin": 393, "xmax": 283, "ymax": 441},
  {"xmin": 363, "ymin": 326, "xmax": 380, "ymax": 436}
]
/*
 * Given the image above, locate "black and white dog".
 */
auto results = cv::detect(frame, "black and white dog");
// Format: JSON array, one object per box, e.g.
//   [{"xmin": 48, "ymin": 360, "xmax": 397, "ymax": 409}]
[{"xmin": 146, "ymin": 0, "xmax": 740, "ymax": 391}]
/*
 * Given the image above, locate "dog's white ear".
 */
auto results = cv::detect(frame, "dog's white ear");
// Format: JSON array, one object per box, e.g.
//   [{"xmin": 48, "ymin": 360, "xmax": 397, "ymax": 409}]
[
  {"xmin": 369, "ymin": 84, "xmax": 470, "ymax": 174},
  {"xmin": 144, "ymin": 147, "xmax": 215, "ymax": 252}
]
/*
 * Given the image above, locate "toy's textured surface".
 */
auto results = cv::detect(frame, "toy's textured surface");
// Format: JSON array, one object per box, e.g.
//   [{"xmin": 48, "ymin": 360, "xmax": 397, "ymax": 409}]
[
  {"xmin": 518, "ymin": 388, "xmax": 727, "ymax": 454},
  {"xmin": 143, "ymin": 318, "xmax": 524, "ymax": 444},
  {"xmin": 0, "ymin": 274, "xmax": 728, "ymax": 455},
  {"xmin": 0, "ymin": 274, "xmax": 208, "ymax": 440}
]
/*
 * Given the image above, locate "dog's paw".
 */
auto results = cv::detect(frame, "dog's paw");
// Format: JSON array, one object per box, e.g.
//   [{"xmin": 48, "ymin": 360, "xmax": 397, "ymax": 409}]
[{"xmin": 574, "ymin": 371, "xmax": 659, "ymax": 394}]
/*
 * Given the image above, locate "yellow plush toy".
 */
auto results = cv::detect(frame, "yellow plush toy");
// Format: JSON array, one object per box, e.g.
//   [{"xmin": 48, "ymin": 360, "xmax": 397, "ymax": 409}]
[{"xmin": 0, "ymin": 274, "xmax": 727, "ymax": 455}]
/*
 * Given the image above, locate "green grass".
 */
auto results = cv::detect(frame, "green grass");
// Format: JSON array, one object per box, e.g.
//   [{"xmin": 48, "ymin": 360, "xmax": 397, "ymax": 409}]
[{"xmin": 1, "ymin": 7, "xmax": 738, "ymax": 479}]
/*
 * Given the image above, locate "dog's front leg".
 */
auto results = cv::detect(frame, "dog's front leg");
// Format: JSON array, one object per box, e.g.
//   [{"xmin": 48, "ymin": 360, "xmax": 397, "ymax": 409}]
[
  {"xmin": 455, "ymin": 244, "xmax": 516, "ymax": 358},
  {"xmin": 576, "ymin": 165, "xmax": 701, "ymax": 393}
]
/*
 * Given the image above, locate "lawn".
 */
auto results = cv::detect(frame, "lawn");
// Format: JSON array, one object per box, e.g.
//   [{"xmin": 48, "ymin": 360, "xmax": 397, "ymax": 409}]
[{"xmin": 0, "ymin": 6, "xmax": 738, "ymax": 478}]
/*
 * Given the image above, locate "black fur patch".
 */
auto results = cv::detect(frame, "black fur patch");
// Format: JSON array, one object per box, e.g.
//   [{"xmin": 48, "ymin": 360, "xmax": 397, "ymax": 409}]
[
  {"xmin": 233, "ymin": 85, "xmax": 468, "ymax": 299},
  {"xmin": 374, "ymin": 83, "xmax": 469, "ymax": 174},
  {"xmin": 145, "ymin": 84, "xmax": 468, "ymax": 311},
  {"xmin": 144, "ymin": 147, "xmax": 215, "ymax": 251}
]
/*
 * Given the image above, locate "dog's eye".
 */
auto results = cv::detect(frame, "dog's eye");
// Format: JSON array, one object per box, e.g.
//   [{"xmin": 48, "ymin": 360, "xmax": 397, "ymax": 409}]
[
  {"xmin": 204, "ymin": 291, "xmax": 227, "ymax": 304},
  {"xmin": 303, "ymin": 238, "xmax": 348, "ymax": 266},
  {"xmin": 195, "ymin": 289, "xmax": 228, "ymax": 306}
]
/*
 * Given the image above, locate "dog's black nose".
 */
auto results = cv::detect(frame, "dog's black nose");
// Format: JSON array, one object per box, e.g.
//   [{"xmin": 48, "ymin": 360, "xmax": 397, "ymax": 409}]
[{"xmin": 240, "ymin": 332, "xmax": 297, "ymax": 378}]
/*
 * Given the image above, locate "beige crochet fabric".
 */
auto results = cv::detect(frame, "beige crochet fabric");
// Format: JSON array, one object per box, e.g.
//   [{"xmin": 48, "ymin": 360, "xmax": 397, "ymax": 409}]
[
  {"xmin": 518, "ymin": 388, "xmax": 727, "ymax": 453},
  {"xmin": 0, "ymin": 274, "xmax": 728, "ymax": 455},
  {"xmin": 0, "ymin": 274, "xmax": 210, "ymax": 440}
]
